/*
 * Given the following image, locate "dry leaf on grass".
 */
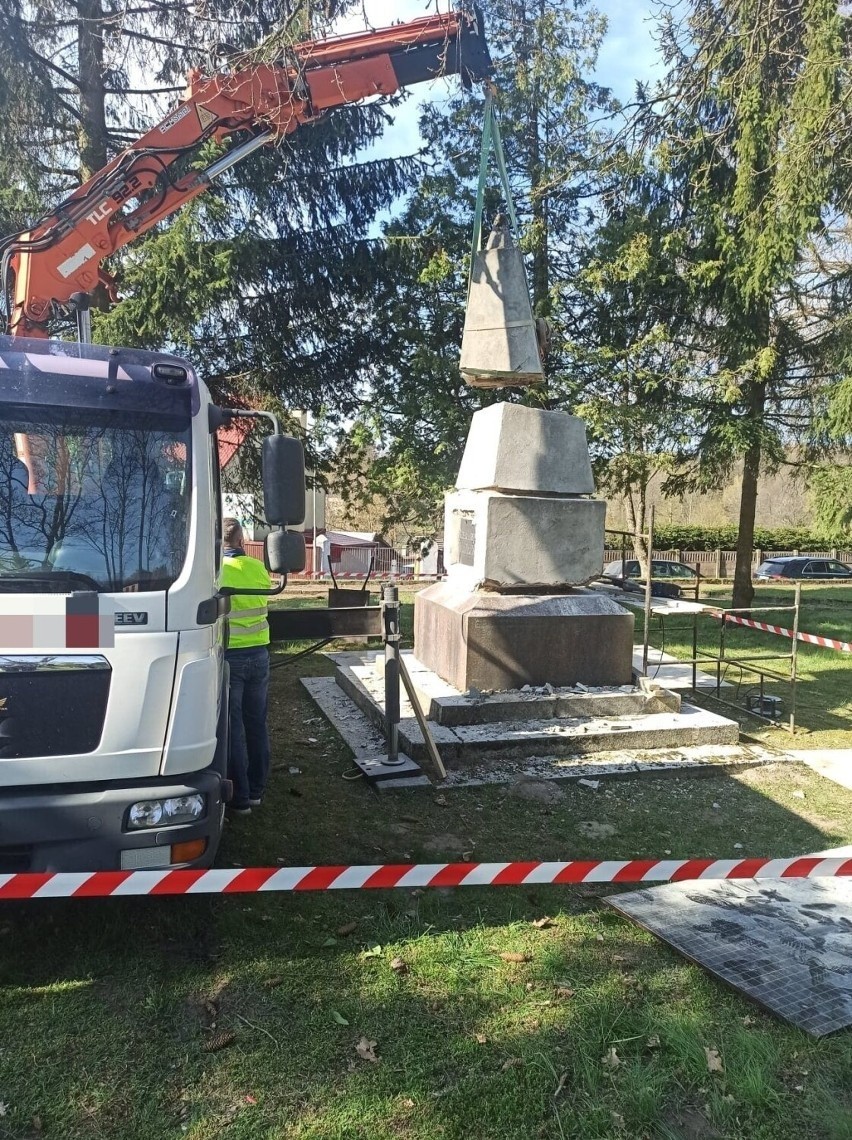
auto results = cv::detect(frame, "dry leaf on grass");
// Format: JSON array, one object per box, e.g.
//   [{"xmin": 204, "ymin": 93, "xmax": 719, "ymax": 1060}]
[
  {"xmin": 501, "ymin": 1058, "xmax": 523, "ymax": 1071},
  {"xmin": 532, "ymin": 917, "xmax": 555, "ymax": 929},
  {"xmin": 434, "ymin": 795, "xmax": 448, "ymax": 806},
  {"xmin": 475, "ymin": 1033, "xmax": 488, "ymax": 1045},
  {"xmin": 355, "ymin": 1037, "xmax": 379, "ymax": 1063},
  {"xmin": 646, "ymin": 1034, "xmax": 661, "ymax": 1049},
  {"xmin": 499, "ymin": 952, "xmax": 532, "ymax": 963},
  {"xmin": 705, "ymin": 1046, "xmax": 724, "ymax": 1073},
  {"xmin": 611, "ymin": 1111, "xmax": 626, "ymax": 1129},
  {"xmin": 390, "ymin": 957, "xmax": 408, "ymax": 974},
  {"xmin": 741, "ymin": 1015, "xmax": 756, "ymax": 1027},
  {"xmin": 337, "ymin": 921, "xmax": 357, "ymax": 937},
  {"xmin": 555, "ymin": 986, "xmax": 576, "ymax": 999},
  {"xmin": 262, "ymin": 976, "xmax": 282, "ymax": 989},
  {"xmin": 402, "ymin": 1098, "xmax": 415, "ymax": 1108},
  {"xmin": 601, "ymin": 1047, "xmax": 621, "ymax": 1069}
]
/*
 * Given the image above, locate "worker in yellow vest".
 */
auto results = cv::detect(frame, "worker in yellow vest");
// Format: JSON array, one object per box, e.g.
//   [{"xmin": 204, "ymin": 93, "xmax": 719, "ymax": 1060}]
[{"xmin": 221, "ymin": 517, "xmax": 272, "ymax": 814}]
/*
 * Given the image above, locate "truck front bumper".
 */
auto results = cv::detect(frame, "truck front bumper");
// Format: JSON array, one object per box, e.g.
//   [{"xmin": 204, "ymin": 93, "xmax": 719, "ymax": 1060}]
[{"xmin": 0, "ymin": 770, "xmax": 225, "ymax": 872}]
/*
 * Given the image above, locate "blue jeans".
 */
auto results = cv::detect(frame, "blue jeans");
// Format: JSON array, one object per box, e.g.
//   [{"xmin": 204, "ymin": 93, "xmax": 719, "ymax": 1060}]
[{"xmin": 226, "ymin": 646, "xmax": 270, "ymax": 807}]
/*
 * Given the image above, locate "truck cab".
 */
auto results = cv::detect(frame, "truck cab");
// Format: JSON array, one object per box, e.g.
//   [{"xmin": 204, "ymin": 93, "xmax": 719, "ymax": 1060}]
[{"xmin": 0, "ymin": 335, "xmax": 296, "ymax": 872}]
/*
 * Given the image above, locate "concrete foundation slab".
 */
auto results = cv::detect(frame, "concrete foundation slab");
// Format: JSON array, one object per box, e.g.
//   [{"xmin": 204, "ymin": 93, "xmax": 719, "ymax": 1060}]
[
  {"xmin": 331, "ymin": 651, "xmax": 739, "ymax": 768},
  {"xmin": 303, "ymin": 674, "xmax": 770, "ymax": 789},
  {"xmin": 455, "ymin": 402, "xmax": 594, "ymax": 495},
  {"xmin": 300, "ymin": 677, "xmax": 431, "ymax": 790},
  {"xmin": 789, "ymin": 750, "xmax": 852, "ymax": 792},
  {"xmin": 634, "ymin": 647, "xmax": 734, "ymax": 691},
  {"xmin": 415, "ymin": 582, "xmax": 634, "ymax": 691}
]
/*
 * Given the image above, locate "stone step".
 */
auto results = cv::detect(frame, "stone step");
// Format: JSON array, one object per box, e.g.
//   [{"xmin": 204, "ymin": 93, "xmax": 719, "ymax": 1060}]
[
  {"xmin": 330, "ymin": 652, "xmax": 739, "ymax": 768},
  {"xmin": 371, "ymin": 650, "xmax": 680, "ymax": 726}
]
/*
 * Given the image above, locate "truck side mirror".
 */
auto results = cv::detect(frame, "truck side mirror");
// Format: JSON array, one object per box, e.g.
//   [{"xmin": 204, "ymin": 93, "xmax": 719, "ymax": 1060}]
[
  {"xmin": 265, "ymin": 530, "xmax": 306, "ymax": 575},
  {"xmin": 262, "ymin": 435, "xmax": 305, "ymax": 526}
]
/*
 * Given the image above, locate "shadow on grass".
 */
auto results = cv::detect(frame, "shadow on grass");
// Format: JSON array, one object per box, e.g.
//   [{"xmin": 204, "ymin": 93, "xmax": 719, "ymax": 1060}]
[
  {"xmin": 1, "ymin": 882, "xmax": 851, "ymax": 1139},
  {"xmin": 1, "ymin": 634, "xmax": 851, "ymax": 1139}
]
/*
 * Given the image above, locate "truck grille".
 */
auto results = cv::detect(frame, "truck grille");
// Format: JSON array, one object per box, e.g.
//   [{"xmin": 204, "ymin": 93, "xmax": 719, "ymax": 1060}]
[{"xmin": 0, "ymin": 656, "xmax": 111, "ymax": 758}]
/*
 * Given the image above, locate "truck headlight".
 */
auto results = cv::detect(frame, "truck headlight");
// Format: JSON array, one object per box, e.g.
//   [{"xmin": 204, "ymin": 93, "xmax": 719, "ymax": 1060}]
[
  {"xmin": 128, "ymin": 794, "xmax": 205, "ymax": 829},
  {"xmin": 163, "ymin": 795, "xmax": 205, "ymax": 822}
]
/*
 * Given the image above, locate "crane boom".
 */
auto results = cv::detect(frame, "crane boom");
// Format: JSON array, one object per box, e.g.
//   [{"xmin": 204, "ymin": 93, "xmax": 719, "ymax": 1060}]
[{"xmin": 4, "ymin": 9, "xmax": 490, "ymax": 338}]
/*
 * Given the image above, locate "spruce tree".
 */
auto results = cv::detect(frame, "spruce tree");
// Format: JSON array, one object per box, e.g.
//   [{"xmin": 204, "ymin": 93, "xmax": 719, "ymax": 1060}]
[{"xmin": 639, "ymin": 0, "xmax": 852, "ymax": 606}]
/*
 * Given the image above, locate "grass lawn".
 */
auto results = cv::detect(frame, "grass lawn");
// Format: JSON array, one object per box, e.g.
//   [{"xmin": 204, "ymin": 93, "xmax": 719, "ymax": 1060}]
[
  {"xmin": 0, "ymin": 586, "xmax": 850, "ymax": 1139},
  {"xmin": 642, "ymin": 582, "xmax": 852, "ymax": 750}
]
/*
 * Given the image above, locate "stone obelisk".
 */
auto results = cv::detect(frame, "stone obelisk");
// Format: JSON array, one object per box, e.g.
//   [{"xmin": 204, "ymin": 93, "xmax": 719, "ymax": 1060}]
[{"xmin": 414, "ymin": 402, "xmax": 634, "ymax": 692}]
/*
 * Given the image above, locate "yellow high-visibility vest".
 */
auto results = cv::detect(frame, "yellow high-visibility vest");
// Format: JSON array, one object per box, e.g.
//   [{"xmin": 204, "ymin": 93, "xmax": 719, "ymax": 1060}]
[{"xmin": 221, "ymin": 553, "xmax": 271, "ymax": 648}]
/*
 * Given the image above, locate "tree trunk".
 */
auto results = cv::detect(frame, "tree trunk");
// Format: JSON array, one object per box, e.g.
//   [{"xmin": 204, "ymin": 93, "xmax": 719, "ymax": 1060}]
[
  {"xmin": 731, "ymin": 380, "xmax": 766, "ymax": 609},
  {"xmin": 625, "ymin": 486, "xmax": 650, "ymax": 579},
  {"xmin": 77, "ymin": 0, "xmax": 108, "ymax": 180}
]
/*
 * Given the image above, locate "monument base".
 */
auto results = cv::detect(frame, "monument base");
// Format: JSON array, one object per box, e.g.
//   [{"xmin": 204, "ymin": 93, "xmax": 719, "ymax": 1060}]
[{"xmin": 414, "ymin": 581, "xmax": 634, "ymax": 693}]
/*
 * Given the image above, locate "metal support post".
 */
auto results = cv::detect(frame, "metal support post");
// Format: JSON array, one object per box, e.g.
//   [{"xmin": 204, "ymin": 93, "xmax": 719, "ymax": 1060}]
[
  {"xmin": 790, "ymin": 581, "xmax": 801, "ymax": 734},
  {"xmin": 642, "ymin": 506, "xmax": 655, "ymax": 674},
  {"xmin": 382, "ymin": 584, "xmax": 403, "ymax": 766},
  {"xmin": 349, "ymin": 583, "xmax": 427, "ymax": 787}
]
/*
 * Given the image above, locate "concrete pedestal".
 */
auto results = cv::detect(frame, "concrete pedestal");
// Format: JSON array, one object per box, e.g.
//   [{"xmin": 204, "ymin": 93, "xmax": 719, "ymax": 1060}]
[
  {"xmin": 414, "ymin": 582, "xmax": 634, "ymax": 692},
  {"xmin": 455, "ymin": 402, "xmax": 594, "ymax": 495},
  {"xmin": 445, "ymin": 490, "xmax": 605, "ymax": 590}
]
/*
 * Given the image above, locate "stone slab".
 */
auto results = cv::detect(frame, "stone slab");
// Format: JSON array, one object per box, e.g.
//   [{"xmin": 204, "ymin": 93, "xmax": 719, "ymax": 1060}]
[
  {"xmin": 372, "ymin": 650, "xmax": 681, "ymax": 726},
  {"xmin": 444, "ymin": 491, "xmax": 605, "ymax": 589},
  {"xmin": 455, "ymin": 402, "xmax": 594, "ymax": 494},
  {"xmin": 329, "ymin": 651, "xmax": 739, "ymax": 767},
  {"xmin": 300, "ymin": 677, "xmax": 432, "ymax": 790},
  {"xmin": 448, "ymin": 704, "xmax": 740, "ymax": 758},
  {"xmin": 610, "ymin": 878, "xmax": 852, "ymax": 1037},
  {"xmin": 415, "ymin": 582, "xmax": 634, "ymax": 691},
  {"xmin": 788, "ymin": 750, "xmax": 852, "ymax": 792},
  {"xmin": 305, "ymin": 672, "xmax": 766, "ymax": 789},
  {"xmin": 633, "ymin": 647, "xmax": 734, "ymax": 691}
]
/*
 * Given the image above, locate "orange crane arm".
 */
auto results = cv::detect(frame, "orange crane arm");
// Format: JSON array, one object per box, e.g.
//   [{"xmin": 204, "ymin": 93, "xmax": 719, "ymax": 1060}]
[{"xmin": 4, "ymin": 9, "xmax": 489, "ymax": 338}]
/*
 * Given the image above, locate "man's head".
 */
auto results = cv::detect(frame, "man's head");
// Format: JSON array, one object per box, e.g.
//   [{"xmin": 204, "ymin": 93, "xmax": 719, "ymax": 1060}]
[{"xmin": 223, "ymin": 517, "xmax": 244, "ymax": 551}]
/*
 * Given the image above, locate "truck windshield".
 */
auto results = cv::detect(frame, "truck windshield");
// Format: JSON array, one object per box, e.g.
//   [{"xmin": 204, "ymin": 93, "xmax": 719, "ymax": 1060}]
[{"xmin": 0, "ymin": 407, "xmax": 191, "ymax": 593}]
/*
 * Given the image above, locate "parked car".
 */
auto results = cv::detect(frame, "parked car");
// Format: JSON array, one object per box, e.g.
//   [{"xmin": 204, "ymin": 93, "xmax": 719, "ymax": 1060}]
[
  {"xmin": 754, "ymin": 556, "xmax": 852, "ymax": 581},
  {"xmin": 601, "ymin": 559, "xmax": 698, "ymax": 599},
  {"xmin": 603, "ymin": 559, "xmax": 698, "ymax": 582}
]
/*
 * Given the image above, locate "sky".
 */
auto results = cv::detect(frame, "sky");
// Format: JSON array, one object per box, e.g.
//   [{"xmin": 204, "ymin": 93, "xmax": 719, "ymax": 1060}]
[{"xmin": 332, "ymin": 0, "xmax": 662, "ymax": 163}]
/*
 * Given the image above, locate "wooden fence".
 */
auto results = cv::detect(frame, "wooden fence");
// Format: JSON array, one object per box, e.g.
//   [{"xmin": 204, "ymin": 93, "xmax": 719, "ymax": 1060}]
[{"xmin": 604, "ymin": 547, "xmax": 852, "ymax": 578}]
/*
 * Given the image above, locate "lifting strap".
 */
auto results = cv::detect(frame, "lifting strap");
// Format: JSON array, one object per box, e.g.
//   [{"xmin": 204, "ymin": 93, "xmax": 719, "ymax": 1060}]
[{"xmin": 470, "ymin": 89, "xmax": 520, "ymax": 276}]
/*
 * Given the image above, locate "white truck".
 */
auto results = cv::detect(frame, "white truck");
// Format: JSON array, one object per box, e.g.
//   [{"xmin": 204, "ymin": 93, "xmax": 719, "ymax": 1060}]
[
  {"xmin": 0, "ymin": 11, "xmax": 490, "ymax": 871},
  {"xmin": 0, "ymin": 335, "xmax": 305, "ymax": 871}
]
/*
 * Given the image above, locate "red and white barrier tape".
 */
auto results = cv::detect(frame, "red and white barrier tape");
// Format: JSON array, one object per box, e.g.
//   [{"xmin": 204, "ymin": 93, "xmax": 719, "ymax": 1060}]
[
  {"xmin": 303, "ymin": 573, "xmax": 441, "ymax": 581},
  {"xmin": 711, "ymin": 611, "xmax": 852, "ymax": 653},
  {"xmin": 1, "ymin": 856, "xmax": 850, "ymax": 898}
]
